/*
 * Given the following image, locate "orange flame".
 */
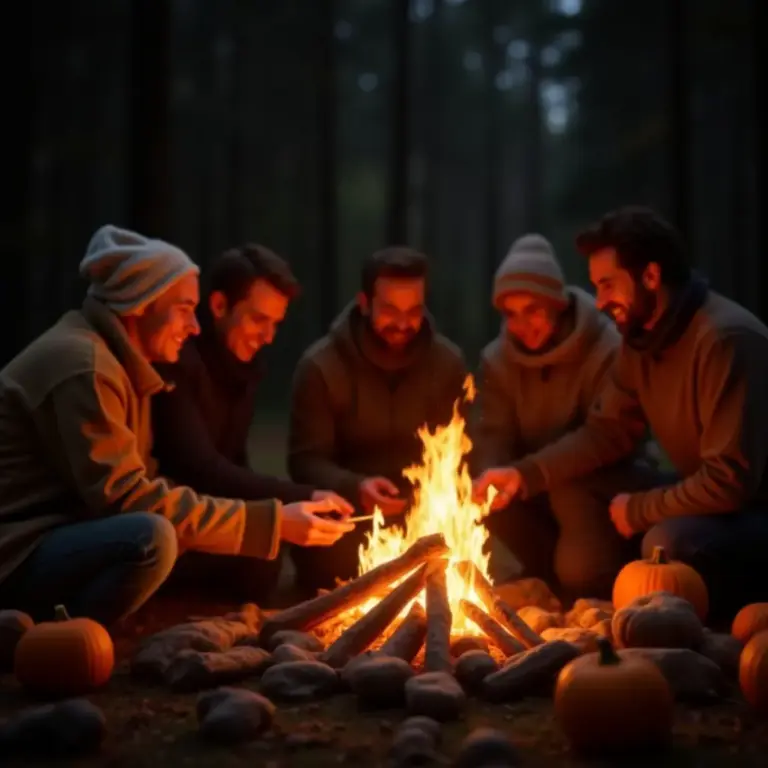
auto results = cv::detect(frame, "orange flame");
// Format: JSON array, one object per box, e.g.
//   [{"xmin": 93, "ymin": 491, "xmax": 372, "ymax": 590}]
[{"xmin": 352, "ymin": 374, "xmax": 496, "ymax": 636}]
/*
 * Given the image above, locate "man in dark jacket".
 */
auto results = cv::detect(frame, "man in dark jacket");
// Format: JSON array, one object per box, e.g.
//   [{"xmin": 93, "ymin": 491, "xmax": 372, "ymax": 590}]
[
  {"xmin": 153, "ymin": 245, "xmax": 352, "ymax": 601},
  {"xmin": 474, "ymin": 207, "xmax": 768, "ymax": 621},
  {"xmin": 288, "ymin": 247, "xmax": 467, "ymax": 594}
]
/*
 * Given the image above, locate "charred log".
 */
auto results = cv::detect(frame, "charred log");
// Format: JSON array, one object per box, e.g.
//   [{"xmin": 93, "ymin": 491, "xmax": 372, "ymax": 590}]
[
  {"xmin": 380, "ymin": 601, "xmax": 427, "ymax": 663},
  {"xmin": 424, "ymin": 560, "xmax": 452, "ymax": 673},
  {"xmin": 455, "ymin": 560, "xmax": 542, "ymax": 648},
  {"xmin": 459, "ymin": 599, "xmax": 524, "ymax": 658},
  {"xmin": 260, "ymin": 534, "xmax": 448, "ymax": 644},
  {"xmin": 321, "ymin": 562, "xmax": 432, "ymax": 668}
]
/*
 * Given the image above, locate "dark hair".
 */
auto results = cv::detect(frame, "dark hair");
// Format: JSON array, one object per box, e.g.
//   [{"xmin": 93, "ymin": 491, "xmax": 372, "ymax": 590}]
[
  {"xmin": 575, "ymin": 206, "xmax": 690, "ymax": 287},
  {"xmin": 361, "ymin": 247, "xmax": 428, "ymax": 297},
  {"xmin": 206, "ymin": 244, "xmax": 301, "ymax": 306}
]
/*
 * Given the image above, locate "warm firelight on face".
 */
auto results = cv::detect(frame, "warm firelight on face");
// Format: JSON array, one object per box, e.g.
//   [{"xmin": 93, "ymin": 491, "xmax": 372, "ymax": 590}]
[{"xmin": 341, "ymin": 375, "xmax": 496, "ymax": 637}]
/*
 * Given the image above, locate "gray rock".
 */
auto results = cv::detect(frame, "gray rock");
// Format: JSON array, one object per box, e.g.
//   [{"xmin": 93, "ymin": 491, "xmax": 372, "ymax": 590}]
[
  {"xmin": 348, "ymin": 655, "xmax": 415, "ymax": 709},
  {"xmin": 405, "ymin": 671, "xmax": 466, "ymax": 722},
  {"xmin": 260, "ymin": 660, "xmax": 339, "ymax": 702},
  {"xmin": 454, "ymin": 650, "xmax": 499, "ymax": 693},
  {"xmin": 197, "ymin": 687, "xmax": 275, "ymax": 743}
]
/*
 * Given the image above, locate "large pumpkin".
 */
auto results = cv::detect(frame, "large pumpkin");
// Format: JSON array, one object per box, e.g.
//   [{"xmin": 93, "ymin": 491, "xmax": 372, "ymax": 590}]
[
  {"xmin": 554, "ymin": 636, "xmax": 673, "ymax": 753},
  {"xmin": 612, "ymin": 546, "xmax": 708, "ymax": 621},
  {"xmin": 14, "ymin": 605, "xmax": 114, "ymax": 696},
  {"xmin": 739, "ymin": 630, "xmax": 768, "ymax": 711},
  {"xmin": 732, "ymin": 603, "xmax": 768, "ymax": 645}
]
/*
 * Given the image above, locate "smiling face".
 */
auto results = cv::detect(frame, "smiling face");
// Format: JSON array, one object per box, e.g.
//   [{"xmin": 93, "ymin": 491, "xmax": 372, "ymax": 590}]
[
  {"xmin": 210, "ymin": 278, "xmax": 290, "ymax": 362},
  {"xmin": 500, "ymin": 292, "xmax": 563, "ymax": 351},
  {"xmin": 358, "ymin": 275, "xmax": 426, "ymax": 350},
  {"xmin": 131, "ymin": 273, "xmax": 201, "ymax": 363},
  {"xmin": 589, "ymin": 247, "xmax": 661, "ymax": 336}
]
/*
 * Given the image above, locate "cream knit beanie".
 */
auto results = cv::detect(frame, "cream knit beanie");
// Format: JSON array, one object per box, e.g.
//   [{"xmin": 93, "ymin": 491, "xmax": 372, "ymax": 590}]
[
  {"xmin": 492, "ymin": 233, "xmax": 567, "ymax": 308},
  {"xmin": 79, "ymin": 224, "xmax": 199, "ymax": 316}
]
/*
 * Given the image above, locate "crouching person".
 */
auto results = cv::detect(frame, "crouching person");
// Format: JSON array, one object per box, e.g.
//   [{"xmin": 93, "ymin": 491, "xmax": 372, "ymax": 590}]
[
  {"xmin": 0, "ymin": 225, "xmax": 353, "ymax": 626},
  {"xmin": 473, "ymin": 233, "xmax": 648, "ymax": 602}
]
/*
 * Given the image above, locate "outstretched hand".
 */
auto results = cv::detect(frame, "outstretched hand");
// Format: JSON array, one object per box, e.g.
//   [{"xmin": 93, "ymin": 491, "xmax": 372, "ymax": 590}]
[
  {"xmin": 312, "ymin": 489, "xmax": 355, "ymax": 517},
  {"xmin": 280, "ymin": 499, "xmax": 356, "ymax": 547},
  {"xmin": 360, "ymin": 476, "xmax": 407, "ymax": 516},
  {"xmin": 472, "ymin": 466, "xmax": 522, "ymax": 511}
]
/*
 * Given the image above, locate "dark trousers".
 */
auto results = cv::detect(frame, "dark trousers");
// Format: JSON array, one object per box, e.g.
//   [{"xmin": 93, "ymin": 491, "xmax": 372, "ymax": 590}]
[
  {"xmin": 486, "ymin": 461, "xmax": 768, "ymax": 621},
  {"xmin": 0, "ymin": 512, "xmax": 178, "ymax": 626},
  {"xmin": 161, "ymin": 548, "xmax": 284, "ymax": 606}
]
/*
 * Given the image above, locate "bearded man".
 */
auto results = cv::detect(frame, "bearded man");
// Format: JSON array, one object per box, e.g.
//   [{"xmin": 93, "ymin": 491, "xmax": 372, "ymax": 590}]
[
  {"xmin": 288, "ymin": 247, "xmax": 467, "ymax": 594},
  {"xmin": 474, "ymin": 206, "xmax": 768, "ymax": 621}
]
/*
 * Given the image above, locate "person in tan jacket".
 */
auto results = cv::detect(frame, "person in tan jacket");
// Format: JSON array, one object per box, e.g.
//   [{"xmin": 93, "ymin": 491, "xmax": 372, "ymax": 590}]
[
  {"xmin": 473, "ymin": 234, "xmax": 643, "ymax": 601},
  {"xmin": 0, "ymin": 225, "xmax": 353, "ymax": 625},
  {"xmin": 474, "ymin": 207, "xmax": 768, "ymax": 621}
]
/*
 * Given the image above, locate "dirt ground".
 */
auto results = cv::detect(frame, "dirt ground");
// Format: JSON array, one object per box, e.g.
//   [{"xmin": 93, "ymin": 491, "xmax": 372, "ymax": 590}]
[
  {"xmin": 1, "ymin": 418, "xmax": 767, "ymax": 765},
  {"xmin": 2, "ymin": 588, "xmax": 768, "ymax": 768}
]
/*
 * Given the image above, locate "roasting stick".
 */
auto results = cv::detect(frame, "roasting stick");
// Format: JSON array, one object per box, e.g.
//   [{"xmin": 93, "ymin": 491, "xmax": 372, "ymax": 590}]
[
  {"xmin": 455, "ymin": 560, "xmax": 543, "ymax": 648},
  {"xmin": 259, "ymin": 533, "xmax": 448, "ymax": 644}
]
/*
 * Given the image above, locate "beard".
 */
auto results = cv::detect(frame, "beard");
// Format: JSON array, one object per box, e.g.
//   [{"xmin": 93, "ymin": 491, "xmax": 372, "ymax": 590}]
[
  {"xmin": 368, "ymin": 319, "xmax": 419, "ymax": 351},
  {"xmin": 605, "ymin": 285, "xmax": 658, "ymax": 338}
]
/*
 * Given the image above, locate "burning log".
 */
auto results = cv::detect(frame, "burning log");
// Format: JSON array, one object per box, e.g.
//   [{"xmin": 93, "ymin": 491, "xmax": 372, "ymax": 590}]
[
  {"xmin": 459, "ymin": 599, "xmax": 525, "ymax": 658},
  {"xmin": 424, "ymin": 560, "xmax": 452, "ymax": 673},
  {"xmin": 321, "ymin": 562, "xmax": 432, "ymax": 669},
  {"xmin": 455, "ymin": 560, "xmax": 543, "ymax": 648},
  {"xmin": 260, "ymin": 534, "xmax": 448, "ymax": 644},
  {"xmin": 380, "ymin": 602, "xmax": 427, "ymax": 663}
]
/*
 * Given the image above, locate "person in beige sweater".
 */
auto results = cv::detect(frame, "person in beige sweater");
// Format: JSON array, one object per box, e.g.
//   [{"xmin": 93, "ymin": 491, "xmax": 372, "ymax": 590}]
[
  {"xmin": 0, "ymin": 225, "xmax": 353, "ymax": 625},
  {"xmin": 473, "ymin": 234, "xmax": 648, "ymax": 600},
  {"xmin": 474, "ymin": 207, "xmax": 768, "ymax": 620}
]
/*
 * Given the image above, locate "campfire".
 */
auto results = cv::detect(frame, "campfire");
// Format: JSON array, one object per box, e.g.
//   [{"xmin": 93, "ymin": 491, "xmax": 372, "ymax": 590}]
[{"xmin": 259, "ymin": 376, "xmax": 543, "ymax": 669}]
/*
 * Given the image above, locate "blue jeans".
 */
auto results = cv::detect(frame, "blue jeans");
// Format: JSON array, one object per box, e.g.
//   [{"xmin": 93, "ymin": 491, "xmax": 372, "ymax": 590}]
[
  {"xmin": 0, "ymin": 512, "xmax": 178, "ymax": 626},
  {"xmin": 642, "ymin": 510, "xmax": 768, "ymax": 623}
]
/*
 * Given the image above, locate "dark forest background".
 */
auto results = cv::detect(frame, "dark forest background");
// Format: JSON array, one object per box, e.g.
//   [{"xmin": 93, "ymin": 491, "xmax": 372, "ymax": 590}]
[{"xmin": 3, "ymin": 0, "xmax": 765, "ymax": 409}]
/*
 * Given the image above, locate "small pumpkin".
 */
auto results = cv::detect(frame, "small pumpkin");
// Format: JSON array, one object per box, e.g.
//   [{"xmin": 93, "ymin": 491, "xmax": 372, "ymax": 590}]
[
  {"xmin": 554, "ymin": 636, "xmax": 673, "ymax": 753},
  {"xmin": 612, "ymin": 546, "xmax": 708, "ymax": 621},
  {"xmin": 611, "ymin": 592, "xmax": 704, "ymax": 650},
  {"xmin": 0, "ymin": 610, "xmax": 35, "ymax": 671},
  {"xmin": 14, "ymin": 605, "xmax": 114, "ymax": 696},
  {"xmin": 739, "ymin": 629, "xmax": 768, "ymax": 711},
  {"xmin": 732, "ymin": 603, "xmax": 768, "ymax": 645}
]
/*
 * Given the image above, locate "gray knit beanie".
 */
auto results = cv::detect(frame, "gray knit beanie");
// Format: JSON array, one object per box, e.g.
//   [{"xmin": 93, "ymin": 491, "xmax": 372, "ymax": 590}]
[
  {"xmin": 492, "ymin": 233, "xmax": 567, "ymax": 308},
  {"xmin": 79, "ymin": 224, "xmax": 199, "ymax": 316}
]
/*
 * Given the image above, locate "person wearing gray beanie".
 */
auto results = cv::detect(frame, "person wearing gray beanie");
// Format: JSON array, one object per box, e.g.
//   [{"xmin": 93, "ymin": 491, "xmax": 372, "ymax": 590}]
[
  {"xmin": 472, "ymin": 232, "xmax": 631, "ymax": 601},
  {"xmin": 0, "ymin": 224, "xmax": 355, "ymax": 626}
]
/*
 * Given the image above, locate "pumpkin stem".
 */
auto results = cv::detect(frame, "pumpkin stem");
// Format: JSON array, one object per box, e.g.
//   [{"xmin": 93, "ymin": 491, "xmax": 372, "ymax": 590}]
[
  {"xmin": 596, "ymin": 637, "xmax": 621, "ymax": 666},
  {"xmin": 650, "ymin": 546, "xmax": 668, "ymax": 565},
  {"xmin": 53, "ymin": 605, "xmax": 72, "ymax": 622}
]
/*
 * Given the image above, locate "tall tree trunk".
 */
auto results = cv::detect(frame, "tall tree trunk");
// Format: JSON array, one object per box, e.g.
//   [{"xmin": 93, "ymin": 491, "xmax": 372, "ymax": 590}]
[
  {"xmin": 387, "ymin": 0, "xmax": 410, "ymax": 245},
  {"xmin": 753, "ymin": 0, "xmax": 767, "ymax": 319},
  {"xmin": 484, "ymin": 0, "xmax": 503, "ymax": 339},
  {"xmin": 522, "ymin": 17, "xmax": 542, "ymax": 233},
  {"xmin": 128, "ymin": 0, "xmax": 172, "ymax": 237},
  {"xmin": 422, "ymin": 0, "xmax": 442, "ymax": 261},
  {"xmin": 317, "ymin": 0, "xmax": 338, "ymax": 328},
  {"xmin": 0, "ymin": 6, "xmax": 37, "ymax": 361},
  {"xmin": 667, "ymin": 0, "xmax": 690, "ymax": 246}
]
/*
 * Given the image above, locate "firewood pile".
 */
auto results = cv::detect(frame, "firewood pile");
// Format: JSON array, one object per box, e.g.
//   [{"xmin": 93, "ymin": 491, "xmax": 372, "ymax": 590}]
[{"xmin": 122, "ymin": 532, "xmax": 743, "ymax": 732}]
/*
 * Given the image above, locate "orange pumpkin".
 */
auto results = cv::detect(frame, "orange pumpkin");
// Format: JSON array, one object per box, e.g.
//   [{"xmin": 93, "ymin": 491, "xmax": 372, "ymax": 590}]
[
  {"xmin": 739, "ymin": 630, "xmax": 768, "ymax": 711},
  {"xmin": 14, "ymin": 605, "xmax": 114, "ymax": 696},
  {"xmin": 612, "ymin": 545, "xmax": 708, "ymax": 621},
  {"xmin": 732, "ymin": 603, "xmax": 768, "ymax": 645},
  {"xmin": 554, "ymin": 636, "xmax": 673, "ymax": 753}
]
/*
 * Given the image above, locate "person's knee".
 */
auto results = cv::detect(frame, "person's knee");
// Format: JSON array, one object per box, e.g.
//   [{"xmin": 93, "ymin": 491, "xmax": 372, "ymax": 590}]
[{"xmin": 120, "ymin": 512, "xmax": 178, "ymax": 577}]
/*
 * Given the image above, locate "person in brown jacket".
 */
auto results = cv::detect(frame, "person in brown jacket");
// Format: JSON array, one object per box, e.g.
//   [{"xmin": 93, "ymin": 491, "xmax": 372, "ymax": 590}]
[
  {"xmin": 288, "ymin": 247, "xmax": 467, "ymax": 594},
  {"xmin": 473, "ymin": 233, "xmax": 638, "ymax": 599},
  {"xmin": 474, "ymin": 207, "xmax": 768, "ymax": 621},
  {"xmin": 0, "ymin": 225, "xmax": 353, "ymax": 625}
]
